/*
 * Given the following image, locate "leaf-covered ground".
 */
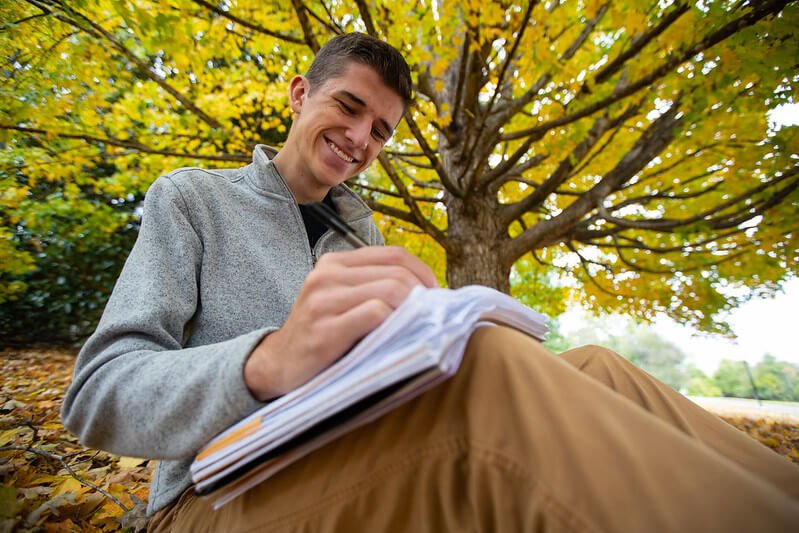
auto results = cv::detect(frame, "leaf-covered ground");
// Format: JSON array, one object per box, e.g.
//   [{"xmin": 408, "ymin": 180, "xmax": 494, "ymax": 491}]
[{"xmin": 2, "ymin": 348, "xmax": 798, "ymax": 532}]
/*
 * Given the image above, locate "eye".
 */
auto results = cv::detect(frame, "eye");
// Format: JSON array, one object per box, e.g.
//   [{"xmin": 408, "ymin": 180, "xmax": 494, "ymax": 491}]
[
  {"xmin": 337, "ymin": 100, "xmax": 356, "ymax": 115},
  {"xmin": 371, "ymin": 127, "xmax": 387, "ymax": 142}
]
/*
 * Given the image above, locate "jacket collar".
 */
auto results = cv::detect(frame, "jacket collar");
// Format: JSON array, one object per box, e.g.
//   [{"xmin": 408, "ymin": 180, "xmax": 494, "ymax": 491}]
[{"xmin": 249, "ymin": 144, "xmax": 373, "ymax": 222}]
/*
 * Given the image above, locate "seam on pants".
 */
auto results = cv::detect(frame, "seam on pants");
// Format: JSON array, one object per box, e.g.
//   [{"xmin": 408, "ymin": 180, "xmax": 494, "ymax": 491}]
[{"xmin": 243, "ymin": 435, "xmax": 601, "ymax": 533}]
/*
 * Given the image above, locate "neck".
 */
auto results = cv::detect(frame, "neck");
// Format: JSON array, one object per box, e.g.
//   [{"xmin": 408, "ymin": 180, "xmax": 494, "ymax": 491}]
[{"xmin": 271, "ymin": 149, "xmax": 329, "ymax": 204}]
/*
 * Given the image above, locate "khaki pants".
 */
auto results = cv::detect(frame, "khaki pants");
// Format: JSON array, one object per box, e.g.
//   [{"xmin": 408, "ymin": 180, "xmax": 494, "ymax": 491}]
[{"xmin": 150, "ymin": 327, "xmax": 799, "ymax": 532}]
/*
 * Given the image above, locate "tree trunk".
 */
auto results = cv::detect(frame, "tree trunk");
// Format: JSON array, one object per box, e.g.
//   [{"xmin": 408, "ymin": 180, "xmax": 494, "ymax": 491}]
[{"xmin": 444, "ymin": 196, "xmax": 512, "ymax": 293}]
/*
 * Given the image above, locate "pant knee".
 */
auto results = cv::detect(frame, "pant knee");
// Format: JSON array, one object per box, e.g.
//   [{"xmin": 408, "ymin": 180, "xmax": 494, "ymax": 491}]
[{"xmin": 559, "ymin": 344, "xmax": 627, "ymax": 373}]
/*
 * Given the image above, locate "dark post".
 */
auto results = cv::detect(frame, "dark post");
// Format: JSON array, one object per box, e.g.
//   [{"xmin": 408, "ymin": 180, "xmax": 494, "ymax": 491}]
[{"xmin": 743, "ymin": 361, "xmax": 761, "ymax": 406}]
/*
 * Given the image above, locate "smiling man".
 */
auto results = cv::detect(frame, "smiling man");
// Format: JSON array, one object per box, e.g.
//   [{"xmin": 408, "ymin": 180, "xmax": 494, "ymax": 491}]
[
  {"xmin": 62, "ymin": 33, "xmax": 439, "ymax": 526},
  {"xmin": 272, "ymin": 60, "xmax": 404, "ymax": 203},
  {"xmin": 62, "ymin": 33, "xmax": 799, "ymax": 532}
]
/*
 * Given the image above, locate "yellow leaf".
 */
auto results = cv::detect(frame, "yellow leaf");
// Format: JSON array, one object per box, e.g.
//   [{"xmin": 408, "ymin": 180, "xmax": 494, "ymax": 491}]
[
  {"xmin": 117, "ymin": 456, "xmax": 147, "ymax": 469},
  {"xmin": 0, "ymin": 427, "xmax": 24, "ymax": 445},
  {"xmin": 52, "ymin": 476, "xmax": 86, "ymax": 497}
]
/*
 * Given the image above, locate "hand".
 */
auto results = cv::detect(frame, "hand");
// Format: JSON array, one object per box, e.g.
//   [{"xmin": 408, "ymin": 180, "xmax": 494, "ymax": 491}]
[{"xmin": 244, "ymin": 246, "xmax": 438, "ymax": 401}]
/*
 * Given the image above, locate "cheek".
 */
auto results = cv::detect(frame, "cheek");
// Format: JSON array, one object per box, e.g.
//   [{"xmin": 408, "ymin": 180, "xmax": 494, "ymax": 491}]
[{"xmin": 368, "ymin": 145, "xmax": 384, "ymax": 163}]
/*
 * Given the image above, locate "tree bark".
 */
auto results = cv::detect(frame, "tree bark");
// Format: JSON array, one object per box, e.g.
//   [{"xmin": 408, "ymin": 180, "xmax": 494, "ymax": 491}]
[{"xmin": 444, "ymin": 195, "xmax": 511, "ymax": 292}]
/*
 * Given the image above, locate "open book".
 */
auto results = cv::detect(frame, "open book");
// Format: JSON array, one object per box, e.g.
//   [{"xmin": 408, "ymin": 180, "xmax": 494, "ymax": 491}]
[{"xmin": 190, "ymin": 285, "xmax": 548, "ymax": 508}]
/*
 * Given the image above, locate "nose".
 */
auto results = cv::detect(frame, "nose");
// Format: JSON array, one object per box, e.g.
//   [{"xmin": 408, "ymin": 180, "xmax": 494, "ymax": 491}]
[{"xmin": 346, "ymin": 117, "xmax": 371, "ymax": 151}]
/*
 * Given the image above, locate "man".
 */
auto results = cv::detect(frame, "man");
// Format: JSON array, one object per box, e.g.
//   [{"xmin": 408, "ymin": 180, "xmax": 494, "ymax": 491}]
[{"xmin": 62, "ymin": 33, "xmax": 799, "ymax": 532}]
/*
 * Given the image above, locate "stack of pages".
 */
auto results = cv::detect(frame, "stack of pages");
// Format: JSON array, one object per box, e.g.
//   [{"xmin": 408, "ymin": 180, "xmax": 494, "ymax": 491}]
[{"xmin": 190, "ymin": 284, "xmax": 548, "ymax": 508}]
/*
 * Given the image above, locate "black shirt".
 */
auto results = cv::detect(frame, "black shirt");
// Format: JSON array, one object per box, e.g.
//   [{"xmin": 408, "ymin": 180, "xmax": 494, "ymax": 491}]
[{"xmin": 298, "ymin": 192, "xmax": 336, "ymax": 248}]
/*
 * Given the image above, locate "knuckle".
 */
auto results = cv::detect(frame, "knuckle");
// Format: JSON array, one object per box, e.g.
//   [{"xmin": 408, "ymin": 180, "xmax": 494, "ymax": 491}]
[
  {"xmin": 384, "ymin": 246, "xmax": 409, "ymax": 262},
  {"xmin": 366, "ymin": 298, "xmax": 392, "ymax": 321},
  {"xmin": 384, "ymin": 278, "xmax": 409, "ymax": 303},
  {"xmin": 387, "ymin": 265, "xmax": 416, "ymax": 286}
]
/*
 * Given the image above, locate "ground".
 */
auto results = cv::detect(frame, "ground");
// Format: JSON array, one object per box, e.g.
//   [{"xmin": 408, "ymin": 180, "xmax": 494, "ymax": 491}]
[{"xmin": 1, "ymin": 348, "xmax": 798, "ymax": 532}]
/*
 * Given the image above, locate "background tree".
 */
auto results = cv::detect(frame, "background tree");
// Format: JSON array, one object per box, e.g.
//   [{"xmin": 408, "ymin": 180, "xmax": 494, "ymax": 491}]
[
  {"xmin": 752, "ymin": 354, "xmax": 799, "ymax": 401},
  {"xmin": 0, "ymin": 161, "xmax": 141, "ymax": 345},
  {"xmin": 714, "ymin": 358, "xmax": 755, "ymax": 398},
  {"xmin": 683, "ymin": 363, "xmax": 723, "ymax": 397},
  {"xmin": 712, "ymin": 356, "xmax": 799, "ymax": 399},
  {"xmin": 2, "ymin": 0, "xmax": 798, "ymax": 345},
  {"xmin": 560, "ymin": 314, "xmax": 690, "ymax": 390}
]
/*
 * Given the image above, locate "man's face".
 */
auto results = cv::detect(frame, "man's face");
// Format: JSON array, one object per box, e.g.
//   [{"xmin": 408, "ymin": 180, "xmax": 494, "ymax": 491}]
[{"xmin": 285, "ymin": 61, "xmax": 405, "ymax": 195}]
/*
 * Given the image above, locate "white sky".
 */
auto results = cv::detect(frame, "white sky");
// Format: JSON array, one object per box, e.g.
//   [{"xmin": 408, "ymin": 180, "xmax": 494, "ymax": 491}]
[
  {"xmin": 557, "ymin": 278, "xmax": 799, "ymax": 376},
  {"xmin": 655, "ymin": 278, "xmax": 799, "ymax": 374}
]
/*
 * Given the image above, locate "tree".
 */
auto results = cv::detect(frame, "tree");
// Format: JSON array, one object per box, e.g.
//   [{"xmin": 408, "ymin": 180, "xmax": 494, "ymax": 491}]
[
  {"xmin": 2, "ymin": 0, "xmax": 798, "ymax": 334},
  {"xmin": 683, "ymin": 363, "xmax": 723, "ymax": 397},
  {"xmin": 752, "ymin": 354, "xmax": 799, "ymax": 401},
  {"xmin": 713, "ymin": 358, "xmax": 752, "ymax": 397},
  {"xmin": 0, "ymin": 167, "xmax": 141, "ymax": 345}
]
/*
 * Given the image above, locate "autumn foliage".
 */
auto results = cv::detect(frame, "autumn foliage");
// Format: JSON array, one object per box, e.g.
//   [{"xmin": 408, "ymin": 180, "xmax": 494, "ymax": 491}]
[
  {"xmin": 2, "ymin": 0, "xmax": 798, "ymax": 342},
  {"xmin": 1, "ymin": 347, "xmax": 798, "ymax": 531}
]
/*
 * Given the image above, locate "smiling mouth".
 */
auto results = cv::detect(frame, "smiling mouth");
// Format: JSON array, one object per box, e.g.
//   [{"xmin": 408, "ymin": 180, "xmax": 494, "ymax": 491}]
[{"xmin": 326, "ymin": 138, "xmax": 357, "ymax": 163}]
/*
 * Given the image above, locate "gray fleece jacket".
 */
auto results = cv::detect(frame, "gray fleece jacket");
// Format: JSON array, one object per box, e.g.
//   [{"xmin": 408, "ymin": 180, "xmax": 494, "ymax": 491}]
[{"xmin": 60, "ymin": 145, "xmax": 384, "ymax": 515}]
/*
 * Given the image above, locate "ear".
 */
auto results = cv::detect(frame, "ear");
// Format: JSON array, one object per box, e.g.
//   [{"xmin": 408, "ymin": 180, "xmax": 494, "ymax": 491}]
[{"xmin": 288, "ymin": 75, "xmax": 309, "ymax": 114}]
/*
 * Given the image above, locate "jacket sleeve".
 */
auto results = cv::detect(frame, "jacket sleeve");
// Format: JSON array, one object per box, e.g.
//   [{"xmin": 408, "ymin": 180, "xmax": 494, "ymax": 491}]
[{"xmin": 61, "ymin": 176, "xmax": 269, "ymax": 460}]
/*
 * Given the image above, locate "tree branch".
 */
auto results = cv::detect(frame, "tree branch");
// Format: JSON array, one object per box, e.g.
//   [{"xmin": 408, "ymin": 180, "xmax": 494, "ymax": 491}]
[
  {"xmin": 497, "ymin": 3, "xmax": 608, "ymax": 124},
  {"xmin": 608, "ymin": 231, "xmax": 749, "ymax": 275},
  {"xmin": 191, "ymin": 0, "xmax": 306, "ymax": 44},
  {"xmin": 5, "ymin": 11, "xmax": 50, "ymax": 28},
  {"xmin": 391, "ymin": 157, "xmax": 445, "ymax": 190},
  {"xmin": 450, "ymin": 29, "xmax": 473, "ymax": 123},
  {"xmin": 482, "ymin": 1, "xmax": 539, "ymax": 122},
  {"xmin": 581, "ymin": 227, "xmax": 747, "ymax": 254},
  {"xmin": 393, "ymin": 154, "xmax": 435, "ymax": 170},
  {"xmin": 506, "ymin": 100, "xmax": 683, "ymax": 258},
  {"xmin": 350, "ymin": 181, "xmax": 441, "ymax": 203},
  {"xmin": 2, "ymin": 125, "xmax": 250, "ymax": 162},
  {"xmin": 501, "ymin": 0, "xmax": 790, "ymax": 141},
  {"xmin": 591, "ymin": 2, "xmax": 690, "ymax": 87},
  {"xmin": 359, "ymin": 195, "xmax": 419, "ymax": 226},
  {"xmin": 403, "ymin": 113, "xmax": 461, "ymax": 196},
  {"xmin": 289, "ymin": 0, "xmax": 320, "ymax": 52},
  {"xmin": 0, "ymin": 445, "xmax": 129, "ymax": 513},
  {"xmin": 354, "ymin": 0, "xmax": 378, "ymax": 36},
  {"xmin": 594, "ymin": 167, "xmax": 798, "ymax": 232},
  {"xmin": 377, "ymin": 152, "xmax": 450, "ymax": 248},
  {"xmin": 296, "ymin": 0, "xmax": 342, "ymax": 34},
  {"xmin": 30, "ymin": 0, "xmax": 227, "ymax": 132},
  {"xmin": 499, "ymin": 104, "xmax": 638, "ymax": 222}
]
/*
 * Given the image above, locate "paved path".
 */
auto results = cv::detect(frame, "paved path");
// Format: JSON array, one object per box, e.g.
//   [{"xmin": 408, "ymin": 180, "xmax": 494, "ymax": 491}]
[{"xmin": 687, "ymin": 396, "xmax": 799, "ymax": 423}]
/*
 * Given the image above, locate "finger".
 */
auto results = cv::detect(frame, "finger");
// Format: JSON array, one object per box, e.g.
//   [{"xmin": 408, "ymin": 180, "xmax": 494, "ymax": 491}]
[
  {"xmin": 325, "ymin": 297, "xmax": 395, "ymax": 346},
  {"xmin": 300, "ymin": 277, "xmax": 416, "ymax": 318},
  {"xmin": 318, "ymin": 263, "xmax": 425, "ymax": 290},
  {"xmin": 318, "ymin": 246, "xmax": 438, "ymax": 288}
]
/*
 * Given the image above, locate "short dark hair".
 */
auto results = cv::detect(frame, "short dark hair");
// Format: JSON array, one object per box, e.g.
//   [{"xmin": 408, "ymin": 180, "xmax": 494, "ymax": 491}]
[{"xmin": 305, "ymin": 33, "xmax": 413, "ymax": 111}]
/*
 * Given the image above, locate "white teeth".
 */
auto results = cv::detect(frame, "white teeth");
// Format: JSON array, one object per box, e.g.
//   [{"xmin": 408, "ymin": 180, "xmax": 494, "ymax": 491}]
[{"xmin": 328, "ymin": 141, "xmax": 354, "ymax": 162}]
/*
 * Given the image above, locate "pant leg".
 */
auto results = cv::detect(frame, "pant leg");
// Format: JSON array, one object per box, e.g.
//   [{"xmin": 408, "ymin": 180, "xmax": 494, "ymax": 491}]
[
  {"xmin": 559, "ymin": 344, "xmax": 799, "ymax": 500},
  {"xmin": 150, "ymin": 327, "xmax": 799, "ymax": 533}
]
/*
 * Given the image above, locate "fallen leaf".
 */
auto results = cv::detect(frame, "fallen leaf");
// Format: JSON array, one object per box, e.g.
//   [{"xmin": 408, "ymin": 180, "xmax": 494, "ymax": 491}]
[
  {"xmin": 116, "ymin": 456, "xmax": 147, "ymax": 470},
  {"xmin": 0, "ymin": 485, "xmax": 20, "ymax": 519},
  {"xmin": 117, "ymin": 493, "xmax": 148, "ymax": 532},
  {"xmin": 1, "ymin": 400, "xmax": 25, "ymax": 411},
  {"xmin": 25, "ymin": 492, "xmax": 76, "ymax": 526}
]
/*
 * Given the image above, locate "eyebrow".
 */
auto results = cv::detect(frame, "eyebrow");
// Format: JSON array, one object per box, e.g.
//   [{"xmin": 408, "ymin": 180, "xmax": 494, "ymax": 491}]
[{"xmin": 337, "ymin": 90, "xmax": 394, "ymax": 136}]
